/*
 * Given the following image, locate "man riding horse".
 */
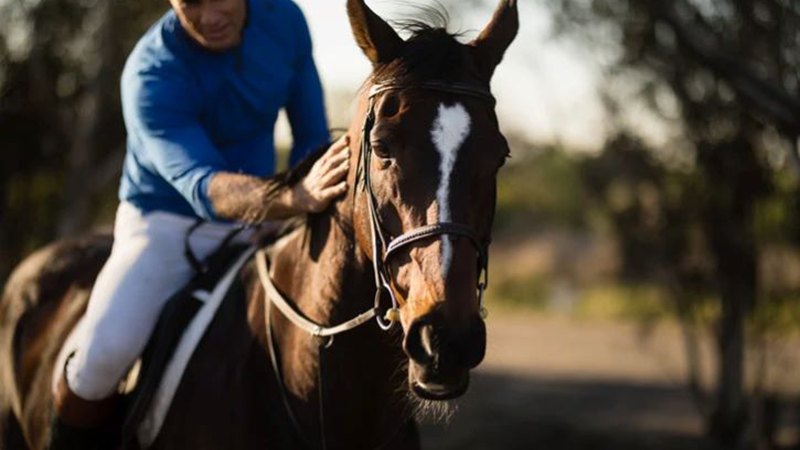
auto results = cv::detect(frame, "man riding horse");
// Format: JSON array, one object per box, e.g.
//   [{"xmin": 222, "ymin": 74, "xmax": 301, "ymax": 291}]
[{"xmin": 49, "ymin": 0, "xmax": 349, "ymax": 447}]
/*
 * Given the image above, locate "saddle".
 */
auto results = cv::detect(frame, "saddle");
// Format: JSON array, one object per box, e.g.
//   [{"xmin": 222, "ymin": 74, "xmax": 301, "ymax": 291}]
[
  {"xmin": 121, "ymin": 239, "xmax": 252, "ymax": 449},
  {"xmin": 118, "ymin": 240, "xmax": 253, "ymax": 449},
  {"xmin": 110, "ymin": 219, "xmax": 303, "ymax": 448}
]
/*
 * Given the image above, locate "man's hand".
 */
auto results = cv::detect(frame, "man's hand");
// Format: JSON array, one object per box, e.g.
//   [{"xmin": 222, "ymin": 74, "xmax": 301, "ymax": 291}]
[
  {"xmin": 208, "ymin": 135, "xmax": 352, "ymax": 223},
  {"xmin": 290, "ymin": 135, "xmax": 351, "ymax": 213}
]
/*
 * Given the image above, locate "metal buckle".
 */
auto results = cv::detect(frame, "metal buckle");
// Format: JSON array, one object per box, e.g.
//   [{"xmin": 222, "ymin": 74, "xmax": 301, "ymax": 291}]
[{"xmin": 374, "ymin": 287, "xmax": 400, "ymax": 330}]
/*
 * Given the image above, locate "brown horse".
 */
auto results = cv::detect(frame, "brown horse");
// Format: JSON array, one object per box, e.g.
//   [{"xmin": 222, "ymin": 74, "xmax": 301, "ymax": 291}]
[{"xmin": 0, "ymin": 0, "xmax": 518, "ymax": 448}]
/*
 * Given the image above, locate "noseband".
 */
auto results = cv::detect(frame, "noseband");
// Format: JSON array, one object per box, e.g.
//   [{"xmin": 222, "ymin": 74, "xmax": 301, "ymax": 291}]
[
  {"xmin": 256, "ymin": 80, "xmax": 495, "ymax": 338},
  {"xmin": 359, "ymin": 81, "xmax": 495, "ymax": 330}
]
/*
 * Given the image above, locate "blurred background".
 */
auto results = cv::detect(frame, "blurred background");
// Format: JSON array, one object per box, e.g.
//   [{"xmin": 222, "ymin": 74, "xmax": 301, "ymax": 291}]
[{"xmin": 2, "ymin": 0, "xmax": 800, "ymax": 449}]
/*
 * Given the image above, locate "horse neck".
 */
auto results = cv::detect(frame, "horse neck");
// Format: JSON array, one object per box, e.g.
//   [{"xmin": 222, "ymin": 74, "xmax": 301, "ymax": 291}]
[
  {"xmin": 284, "ymin": 103, "xmax": 376, "ymax": 325},
  {"xmin": 262, "ymin": 190, "xmax": 411, "ymax": 446}
]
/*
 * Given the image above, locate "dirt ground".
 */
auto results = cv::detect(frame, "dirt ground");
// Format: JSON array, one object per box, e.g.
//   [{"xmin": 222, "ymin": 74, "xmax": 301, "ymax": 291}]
[{"xmin": 418, "ymin": 311, "xmax": 800, "ymax": 450}]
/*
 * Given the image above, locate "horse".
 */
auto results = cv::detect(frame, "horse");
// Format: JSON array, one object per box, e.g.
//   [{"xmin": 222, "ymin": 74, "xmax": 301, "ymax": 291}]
[{"xmin": 0, "ymin": 0, "xmax": 518, "ymax": 448}]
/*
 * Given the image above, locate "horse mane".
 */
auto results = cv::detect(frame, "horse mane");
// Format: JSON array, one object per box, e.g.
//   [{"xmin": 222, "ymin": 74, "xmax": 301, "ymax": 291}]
[{"xmin": 373, "ymin": 5, "xmax": 470, "ymax": 85}]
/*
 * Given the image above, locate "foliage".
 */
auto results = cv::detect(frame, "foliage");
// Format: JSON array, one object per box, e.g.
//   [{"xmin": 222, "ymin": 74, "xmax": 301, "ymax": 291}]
[
  {"xmin": 541, "ymin": 0, "xmax": 800, "ymax": 445},
  {"xmin": 0, "ymin": 0, "xmax": 166, "ymax": 281},
  {"xmin": 489, "ymin": 272, "xmax": 550, "ymax": 310},
  {"xmin": 496, "ymin": 142, "xmax": 591, "ymax": 233}
]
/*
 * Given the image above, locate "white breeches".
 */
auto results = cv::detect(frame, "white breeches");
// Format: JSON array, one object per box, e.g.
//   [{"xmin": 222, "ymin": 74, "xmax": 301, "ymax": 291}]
[{"xmin": 66, "ymin": 202, "xmax": 250, "ymax": 400}]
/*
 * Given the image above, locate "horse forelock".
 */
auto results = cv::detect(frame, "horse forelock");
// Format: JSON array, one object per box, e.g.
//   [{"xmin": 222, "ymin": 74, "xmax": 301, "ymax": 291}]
[{"xmin": 372, "ymin": 11, "xmax": 474, "ymax": 85}]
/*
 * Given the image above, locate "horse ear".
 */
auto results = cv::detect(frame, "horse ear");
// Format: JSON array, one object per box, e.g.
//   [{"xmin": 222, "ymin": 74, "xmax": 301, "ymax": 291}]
[
  {"xmin": 347, "ymin": 0, "xmax": 405, "ymax": 66},
  {"xmin": 469, "ymin": 0, "xmax": 519, "ymax": 80}
]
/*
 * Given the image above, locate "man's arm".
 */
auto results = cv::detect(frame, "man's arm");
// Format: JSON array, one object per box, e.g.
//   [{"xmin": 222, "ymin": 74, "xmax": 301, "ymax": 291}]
[
  {"xmin": 124, "ymin": 67, "xmax": 349, "ymax": 223},
  {"xmin": 122, "ymin": 71, "xmax": 228, "ymax": 220},
  {"xmin": 207, "ymin": 135, "xmax": 350, "ymax": 223},
  {"xmin": 209, "ymin": 6, "xmax": 344, "ymax": 224}
]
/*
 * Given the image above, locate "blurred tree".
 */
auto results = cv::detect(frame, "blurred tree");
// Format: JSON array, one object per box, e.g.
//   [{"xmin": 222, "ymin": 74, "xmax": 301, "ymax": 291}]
[
  {"xmin": 580, "ymin": 133, "xmax": 717, "ymax": 418},
  {"xmin": 542, "ymin": 0, "xmax": 798, "ymax": 447},
  {"xmin": 441, "ymin": 0, "xmax": 800, "ymax": 446},
  {"xmin": 0, "ymin": 0, "xmax": 165, "ymax": 281},
  {"xmin": 495, "ymin": 140, "xmax": 590, "ymax": 233}
]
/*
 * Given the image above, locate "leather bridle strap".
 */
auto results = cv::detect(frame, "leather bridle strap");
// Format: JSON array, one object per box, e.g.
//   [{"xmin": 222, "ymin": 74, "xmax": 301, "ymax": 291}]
[
  {"xmin": 368, "ymin": 81, "xmax": 497, "ymax": 104},
  {"xmin": 256, "ymin": 80, "xmax": 496, "ymax": 339},
  {"xmin": 254, "ymin": 80, "xmax": 496, "ymax": 450},
  {"xmin": 361, "ymin": 81, "xmax": 495, "ymax": 329},
  {"xmin": 256, "ymin": 249, "xmax": 376, "ymax": 339},
  {"xmin": 385, "ymin": 223, "xmax": 484, "ymax": 261}
]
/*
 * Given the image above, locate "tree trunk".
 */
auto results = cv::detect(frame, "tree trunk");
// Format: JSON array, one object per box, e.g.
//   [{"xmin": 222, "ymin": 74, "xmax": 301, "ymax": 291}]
[
  {"xmin": 710, "ymin": 274, "xmax": 751, "ymax": 447},
  {"xmin": 701, "ymin": 138, "xmax": 761, "ymax": 449},
  {"xmin": 57, "ymin": 0, "xmax": 120, "ymax": 237}
]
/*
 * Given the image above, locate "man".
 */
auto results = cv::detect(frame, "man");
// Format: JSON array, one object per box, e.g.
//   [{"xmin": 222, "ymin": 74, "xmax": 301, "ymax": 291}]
[{"xmin": 49, "ymin": 0, "xmax": 349, "ymax": 447}]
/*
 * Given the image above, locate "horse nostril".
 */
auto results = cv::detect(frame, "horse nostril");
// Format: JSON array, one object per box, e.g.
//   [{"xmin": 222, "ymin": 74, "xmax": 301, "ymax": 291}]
[
  {"xmin": 457, "ymin": 317, "xmax": 486, "ymax": 369},
  {"xmin": 420, "ymin": 324, "xmax": 436, "ymax": 356},
  {"xmin": 403, "ymin": 321, "xmax": 435, "ymax": 364}
]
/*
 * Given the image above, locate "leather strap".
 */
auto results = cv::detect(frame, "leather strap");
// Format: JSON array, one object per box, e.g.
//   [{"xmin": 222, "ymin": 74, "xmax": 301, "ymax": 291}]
[
  {"xmin": 257, "ymin": 80, "xmax": 496, "ymax": 336},
  {"xmin": 384, "ymin": 222, "xmax": 482, "ymax": 262},
  {"xmin": 359, "ymin": 82, "xmax": 495, "ymax": 328},
  {"xmin": 369, "ymin": 81, "xmax": 496, "ymax": 104},
  {"xmin": 256, "ymin": 249, "xmax": 377, "ymax": 338}
]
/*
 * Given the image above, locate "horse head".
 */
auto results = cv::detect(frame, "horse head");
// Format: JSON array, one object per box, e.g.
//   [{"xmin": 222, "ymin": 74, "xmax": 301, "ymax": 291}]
[{"xmin": 346, "ymin": 0, "xmax": 518, "ymax": 401}]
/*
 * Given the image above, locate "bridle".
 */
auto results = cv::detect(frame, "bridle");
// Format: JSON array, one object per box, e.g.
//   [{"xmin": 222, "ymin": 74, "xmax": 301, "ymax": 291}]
[
  {"xmin": 253, "ymin": 80, "xmax": 497, "ymax": 450},
  {"xmin": 359, "ymin": 81, "xmax": 495, "ymax": 330},
  {"xmin": 255, "ymin": 80, "xmax": 496, "ymax": 339}
]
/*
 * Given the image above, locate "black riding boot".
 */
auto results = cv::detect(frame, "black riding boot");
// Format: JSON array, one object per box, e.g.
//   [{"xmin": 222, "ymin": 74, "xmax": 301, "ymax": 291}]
[
  {"xmin": 48, "ymin": 416, "xmax": 103, "ymax": 450},
  {"xmin": 47, "ymin": 373, "xmax": 117, "ymax": 450}
]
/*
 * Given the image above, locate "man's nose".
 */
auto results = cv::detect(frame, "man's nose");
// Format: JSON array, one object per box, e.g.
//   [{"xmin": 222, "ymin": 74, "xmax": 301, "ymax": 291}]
[{"xmin": 200, "ymin": 9, "xmax": 225, "ymax": 28}]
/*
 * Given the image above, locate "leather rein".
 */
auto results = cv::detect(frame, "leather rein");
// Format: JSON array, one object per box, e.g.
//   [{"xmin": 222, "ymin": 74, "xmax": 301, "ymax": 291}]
[
  {"xmin": 253, "ymin": 80, "xmax": 496, "ymax": 450},
  {"xmin": 255, "ymin": 80, "xmax": 495, "ymax": 339}
]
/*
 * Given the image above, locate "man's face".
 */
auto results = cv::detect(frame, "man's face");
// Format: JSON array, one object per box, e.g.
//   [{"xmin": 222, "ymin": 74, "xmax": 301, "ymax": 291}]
[{"xmin": 170, "ymin": 0, "xmax": 247, "ymax": 52}]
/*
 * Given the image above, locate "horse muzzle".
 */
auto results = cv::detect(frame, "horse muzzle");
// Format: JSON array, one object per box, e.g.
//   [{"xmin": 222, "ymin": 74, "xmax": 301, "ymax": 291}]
[{"xmin": 403, "ymin": 311, "xmax": 486, "ymax": 400}]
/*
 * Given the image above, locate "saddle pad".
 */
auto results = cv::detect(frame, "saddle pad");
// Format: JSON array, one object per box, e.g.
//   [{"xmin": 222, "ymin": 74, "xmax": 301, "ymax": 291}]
[{"xmin": 136, "ymin": 246, "xmax": 255, "ymax": 446}]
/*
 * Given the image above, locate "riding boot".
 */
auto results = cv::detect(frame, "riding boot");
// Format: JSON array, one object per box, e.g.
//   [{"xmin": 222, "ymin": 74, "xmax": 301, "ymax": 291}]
[{"xmin": 48, "ymin": 373, "xmax": 117, "ymax": 450}]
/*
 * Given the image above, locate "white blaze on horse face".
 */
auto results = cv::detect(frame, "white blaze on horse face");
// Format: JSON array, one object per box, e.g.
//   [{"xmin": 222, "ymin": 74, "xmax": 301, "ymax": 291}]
[{"xmin": 430, "ymin": 102, "xmax": 471, "ymax": 279}]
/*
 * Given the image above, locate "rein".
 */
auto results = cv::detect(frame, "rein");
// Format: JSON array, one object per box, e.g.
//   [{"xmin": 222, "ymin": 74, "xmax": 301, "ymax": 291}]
[
  {"xmin": 254, "ymin": 80, "xmax": 496, "ymax": 450},
  {"xmin": 256, "ymin": 80, "xmax": 495, "ymax": 340}
]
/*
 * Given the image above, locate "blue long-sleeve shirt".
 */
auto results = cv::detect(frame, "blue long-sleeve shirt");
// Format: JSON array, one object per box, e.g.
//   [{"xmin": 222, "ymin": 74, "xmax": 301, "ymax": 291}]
[{"xmin": 119, "ymin": 0, "xmax": 329, "ymax": 221}]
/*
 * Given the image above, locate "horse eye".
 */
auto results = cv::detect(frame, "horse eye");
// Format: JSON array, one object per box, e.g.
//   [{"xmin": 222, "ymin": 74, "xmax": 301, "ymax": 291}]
[
  {"xmin": 371, "ymin": 140, "xmax": 391, "ymax": 159},
  {"xmin": 379, "ymin": 95, "xmax": 400, "ymax": 118}
]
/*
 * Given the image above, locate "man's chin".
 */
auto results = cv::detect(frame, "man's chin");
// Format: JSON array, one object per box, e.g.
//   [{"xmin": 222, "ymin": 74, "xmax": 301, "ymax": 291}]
[
  {"xmin": 203, "ymin": 38, "xmax": 240, "ymax": 52},
  {"xmin": 181, "ymin": 26, "xmax": 232, "ymax": 52}
]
